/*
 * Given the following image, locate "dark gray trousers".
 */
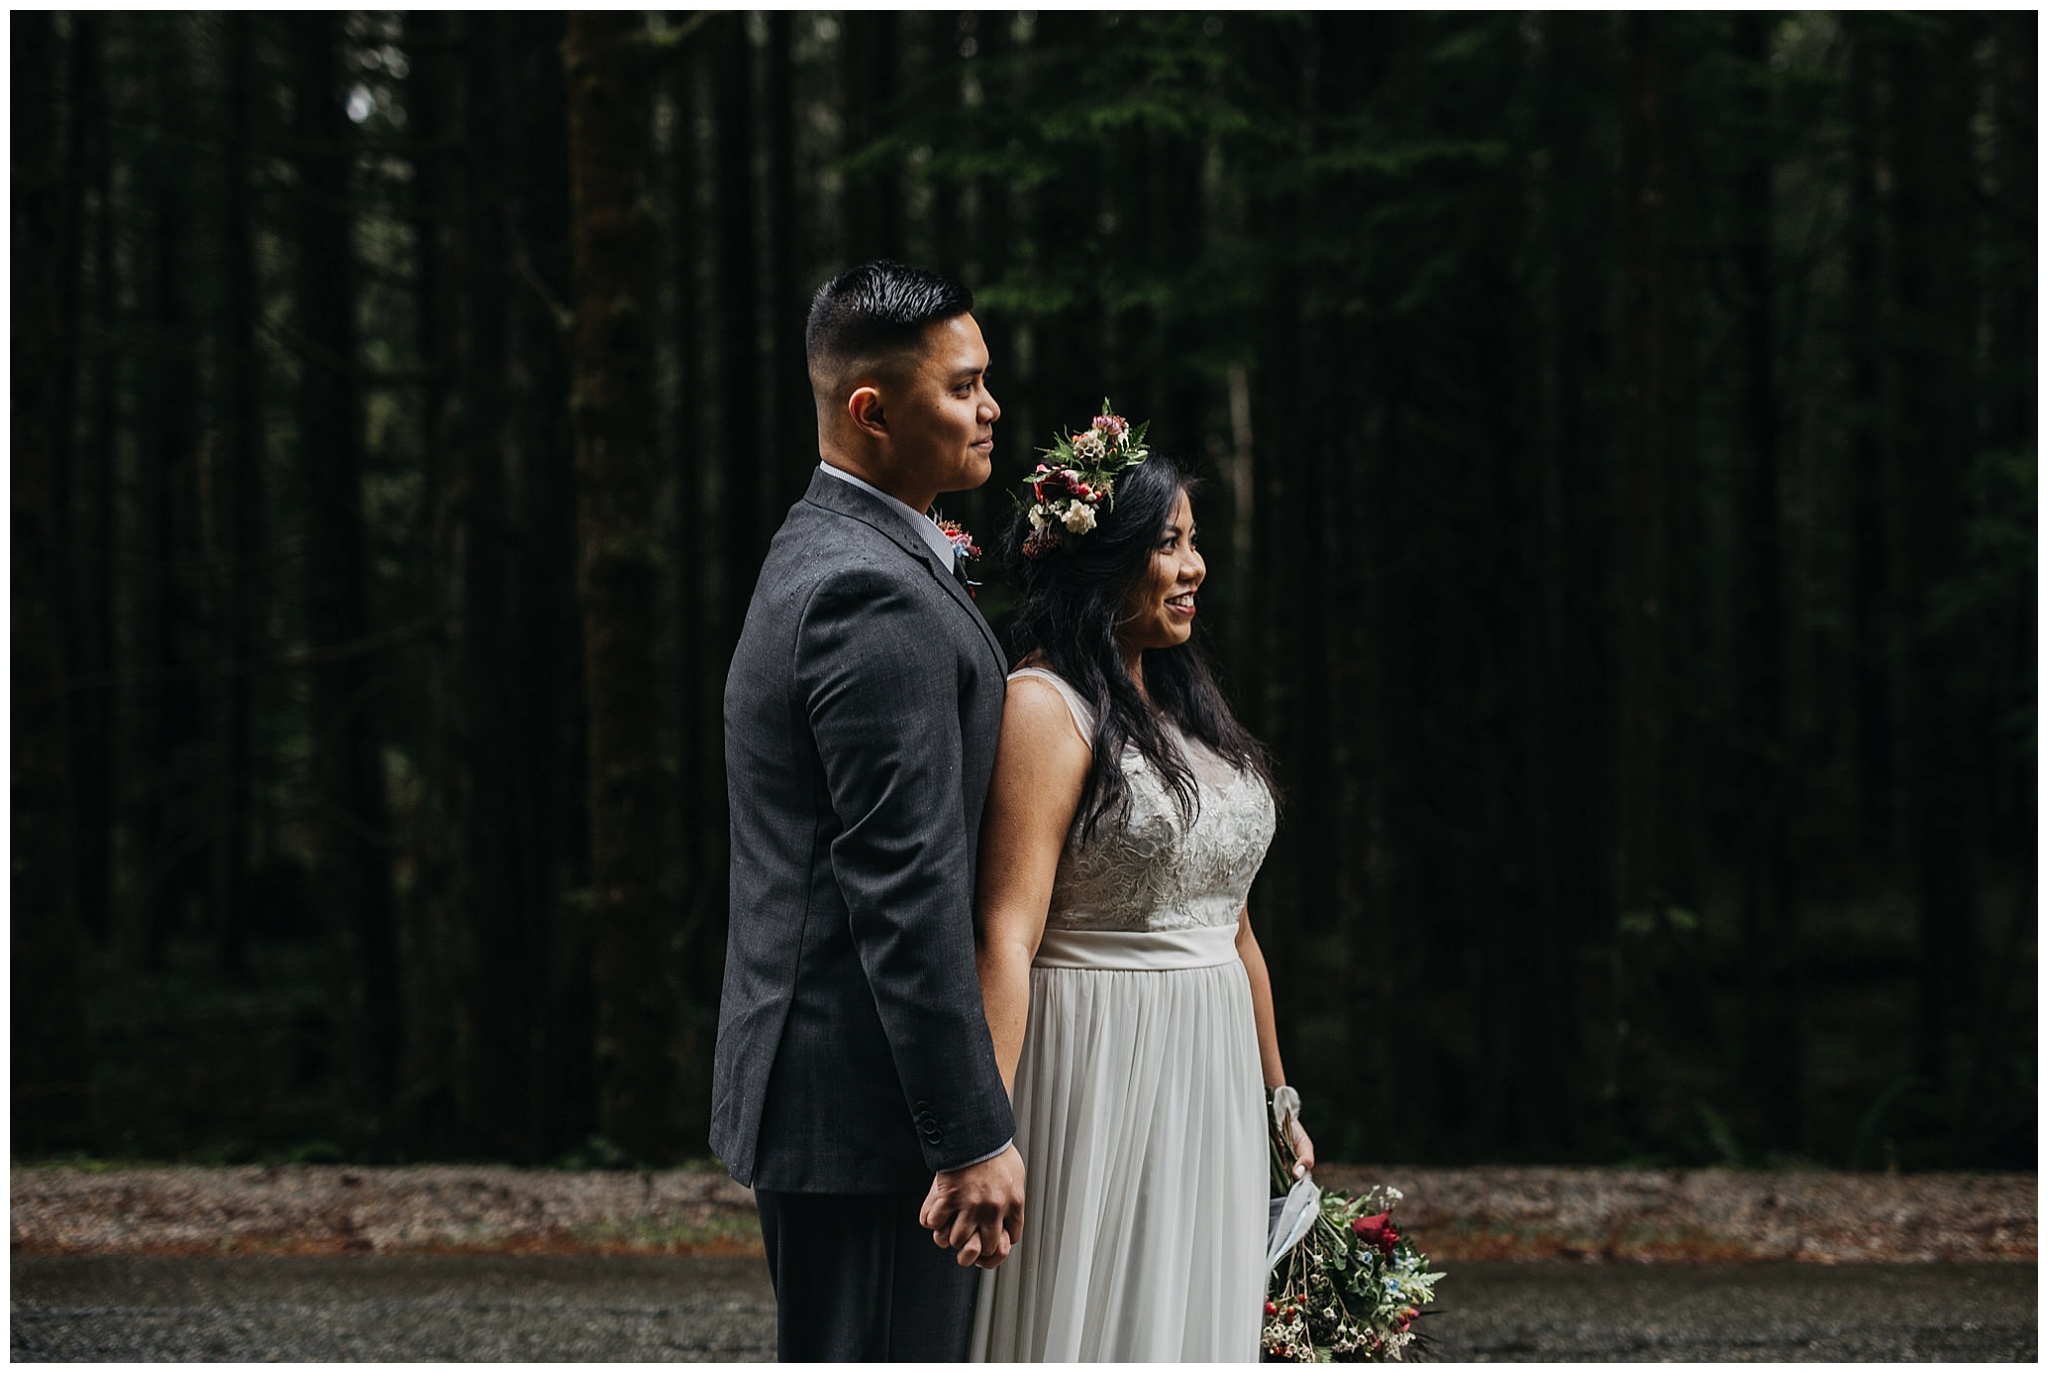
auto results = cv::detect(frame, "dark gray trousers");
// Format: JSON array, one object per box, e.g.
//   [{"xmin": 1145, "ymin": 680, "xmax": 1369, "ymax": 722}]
[{"xmin": 754, "ymin": 1188, "xmax": 979, "ymax": 1362}]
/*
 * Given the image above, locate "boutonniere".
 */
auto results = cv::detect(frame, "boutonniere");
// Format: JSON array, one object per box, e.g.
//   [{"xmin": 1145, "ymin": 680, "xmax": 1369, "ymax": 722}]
[{"xmin": 935, "ymin": 517, "xmax": 982, "ymax": 598}]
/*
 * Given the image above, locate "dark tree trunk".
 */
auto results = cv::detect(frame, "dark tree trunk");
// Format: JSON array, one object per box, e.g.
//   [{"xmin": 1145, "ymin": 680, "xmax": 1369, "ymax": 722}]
[
  {"xmin": 565, "ymin": 11, "xmax": 679, "ymax": 1162},
  {"xmin": 1534, "ymin": 9, "xmax": 1617, "ymax": 1160},
  {"xmin": 1984, "ymin": 13, "xmax": 2035, "ymax": 864},
  {"xmin": 134, "ymin": 14, "xmax": 206, "ymax": 973},
  {"xmin": 1461, "ymin": 15, "xmax": 1577, "ymax": 1160},
  {"xmin": 1143, "ymin": 114, "xmax": 1206, "ymax": 459},
  {"xmin": 1845, "ymin": 21, "xmax": 1895, "ymax": 861},
  {"xmin": 966, "ymin": 14, "xmax": 1030, "ymax": 512},
  {"xmin": 1240, "ymin": 12, "xmax": 1333, "ymax": 1142},
  {"xmin": 1890, "ymin": 17, "xmax": 1980, "ymax": 1093},
  {"xmin": 217, "ymin": 9, "xmax": 262, "ymax": 982},
  {"xmin": 394, "ymin": 7, "xmax": 462, "ymax": 1157},
  {"xmin": 504, "ymin": 7, "xmax": 591, "ymax": 1159},
  {"xmin": 714, "ymin": 12, "xmax": 765, "ymax": 659},
  {"xmin": 841, "ymin": 11, "xmax": 901, "ymax": 260},
  {"xmin": 1731, "ymin": 13, "xmax": 1798, "ymax": 1151},
  {"xmin": 1310, "ymin": 11, "xmax": 1407, "ymax": 1162},
  {"xmin": 1027, "ymin": 12, "xmax": 1106, "ymax": 420},
  {"xmin": 449, "ymin": 11, "xmax": 539, "ymax": 1163},
  {"xmin": 65, "ymin": 11, "xmax": 117, "ymax": 949},
  {"xmin": 917, "ymin": 13, "xmax": 964, "ymax": 277},
  {"xmin": 664, "ymin": 26, "xmax": 722, "ymax": 1003},
  {"xmin": 763, "ymin": 11, "xmax": 805, "ymax": 468},
  {"xmin": 12, "ymin": 7, "xmax": 95, "ymax": 1154},
  {"xmin": 291, "ymin": 12, "xmax": 402, "ymax": 1145},
  {"xmin": 1613, "ymin": 11, "xmax": 1669, "ymax": 1143},
  {"xmin": 1993, "ymin": 16, "xmax": 2036, "ymax": 456}
]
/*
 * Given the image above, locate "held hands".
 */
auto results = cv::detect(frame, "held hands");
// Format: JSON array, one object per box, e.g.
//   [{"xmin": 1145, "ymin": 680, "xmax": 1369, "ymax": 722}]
[{"xmin": 919, "ymin": 1143, "xmax": 1026, "ymax": 1270}]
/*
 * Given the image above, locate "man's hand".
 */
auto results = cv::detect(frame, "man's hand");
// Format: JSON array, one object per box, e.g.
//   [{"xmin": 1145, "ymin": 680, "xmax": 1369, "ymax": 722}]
[{"xmin": 918, "ymin": 1144, "xmax": 1026, "ymax": 1270}]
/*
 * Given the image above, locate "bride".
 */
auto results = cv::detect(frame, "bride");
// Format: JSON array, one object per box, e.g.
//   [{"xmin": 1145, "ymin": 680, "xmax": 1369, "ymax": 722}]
[{"xmin": 966, "ymin": 414, "xmax": 1315, "ymax": 1362}]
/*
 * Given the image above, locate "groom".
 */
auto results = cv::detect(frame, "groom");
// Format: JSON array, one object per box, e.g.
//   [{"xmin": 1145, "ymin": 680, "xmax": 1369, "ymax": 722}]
[{"xmin": 712, "ymin": 261, "xmax": 1026, "ymax": 1361}]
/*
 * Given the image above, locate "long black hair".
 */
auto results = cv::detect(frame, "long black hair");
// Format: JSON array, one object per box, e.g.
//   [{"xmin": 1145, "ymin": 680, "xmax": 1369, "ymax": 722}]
[{"xmin": 1001, "ymin": 452, "xmax": 1278, "ymax": 845}]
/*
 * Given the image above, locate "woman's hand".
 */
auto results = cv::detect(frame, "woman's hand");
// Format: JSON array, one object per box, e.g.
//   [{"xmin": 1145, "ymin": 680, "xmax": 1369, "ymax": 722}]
[{"xmin": 1287, "ymin": 1119, "xmax": 1316, "ymax": 1177}]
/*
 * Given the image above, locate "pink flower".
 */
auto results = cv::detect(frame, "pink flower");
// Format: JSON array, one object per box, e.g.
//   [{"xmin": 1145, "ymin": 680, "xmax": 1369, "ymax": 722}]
[
  {"xmin": 936, "ymin": 518, "xmax": 980, "ymax": 561},
  {"xmin": 1093, "ymin": 413, "xmax": 1127, "ymax": 437}
]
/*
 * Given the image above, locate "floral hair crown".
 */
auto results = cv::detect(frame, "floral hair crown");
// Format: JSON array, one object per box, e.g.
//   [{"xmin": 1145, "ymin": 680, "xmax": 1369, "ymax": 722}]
[{"xmin": 1019, "ymin": 400, "xmax": 1150, "ymax": 558}]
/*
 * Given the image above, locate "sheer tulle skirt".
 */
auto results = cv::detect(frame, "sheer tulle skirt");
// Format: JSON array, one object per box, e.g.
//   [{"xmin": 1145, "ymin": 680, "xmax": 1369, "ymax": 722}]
[{"xmin": 969, "ymin": 951, "xmax": 1267, "ymax": 1362}]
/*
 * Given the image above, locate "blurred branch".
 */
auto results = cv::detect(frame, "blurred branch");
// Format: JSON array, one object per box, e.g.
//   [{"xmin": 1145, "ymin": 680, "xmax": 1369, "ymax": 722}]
[
  {"xmin": 638, "ymin": 12, "xmax": 717, "ymax": 57},
  {"xmin": 509, "ymin": 221, "xmax": 575, "ymax": 335}
]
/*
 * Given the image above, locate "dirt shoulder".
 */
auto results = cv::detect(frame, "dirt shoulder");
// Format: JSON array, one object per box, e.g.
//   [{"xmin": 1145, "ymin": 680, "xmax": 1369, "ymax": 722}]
[{"xmin": 10, "ymin": 1162, "xmax": 2034, "ymax": 1263}]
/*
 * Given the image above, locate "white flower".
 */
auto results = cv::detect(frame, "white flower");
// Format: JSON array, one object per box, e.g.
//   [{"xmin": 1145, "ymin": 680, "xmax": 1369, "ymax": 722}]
[
  {"xmin": 1062, "ymin": 502, "xmax": 1098, "ymax": 534},
  {"xmin": 1028, "ymin": 503, "xmax": 1050, "ymax": 530},
  {"xmin": 1070, "ymin": 430, "xmax": 1108, "ymax": 463}
]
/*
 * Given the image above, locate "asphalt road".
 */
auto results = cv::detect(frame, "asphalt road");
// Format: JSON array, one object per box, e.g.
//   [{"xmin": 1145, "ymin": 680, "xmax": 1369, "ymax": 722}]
[{"xmin": 11, "ymin": 1254, "xmax": 2037, "ymax": 1362}]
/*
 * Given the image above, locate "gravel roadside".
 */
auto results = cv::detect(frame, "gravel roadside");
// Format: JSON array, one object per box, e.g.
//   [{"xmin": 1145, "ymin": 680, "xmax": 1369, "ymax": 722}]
[
  {"xmin": 12, "ymin": 1255, "xmax": 2036, "ymax": 1362},
  {"xmin": 12, "ymin": 1163, "xmax": 2034, "ymax": 1264}
]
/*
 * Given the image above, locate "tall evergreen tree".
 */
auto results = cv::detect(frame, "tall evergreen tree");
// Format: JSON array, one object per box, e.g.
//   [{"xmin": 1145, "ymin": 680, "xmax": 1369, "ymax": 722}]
[
  {"xmin": 290, "ymin": 11, "xmax": 402, "ymax": 1143},
  {"xmin": 13, "ymin": 7, "xmax": 95, "ymax": 1154},
  {"xmin": 1730, "ymin": 12, "xmax": 1799, "ymax": 1150},
  {"xmin": 565, "ymin": 10, "xmax": 678, "ymax": 1161}
]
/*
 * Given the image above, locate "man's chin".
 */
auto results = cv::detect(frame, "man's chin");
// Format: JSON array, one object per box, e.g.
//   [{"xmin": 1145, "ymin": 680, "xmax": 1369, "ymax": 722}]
[{"xmin": 949, "ymin": 452, "xmax": 994, "ymax": 491}]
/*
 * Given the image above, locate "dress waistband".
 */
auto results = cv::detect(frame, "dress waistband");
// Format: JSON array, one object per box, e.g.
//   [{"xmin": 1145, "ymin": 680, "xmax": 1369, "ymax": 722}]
[{"xmin": 1032, "ymin": 923, "xmax": 1241, "ymax": 971}]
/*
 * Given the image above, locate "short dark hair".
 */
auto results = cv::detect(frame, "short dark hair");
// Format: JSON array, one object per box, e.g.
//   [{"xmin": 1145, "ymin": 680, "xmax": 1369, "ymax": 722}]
[{"xmin": 805, "ymin": 260, "xmax": 974, "ymax": 397}]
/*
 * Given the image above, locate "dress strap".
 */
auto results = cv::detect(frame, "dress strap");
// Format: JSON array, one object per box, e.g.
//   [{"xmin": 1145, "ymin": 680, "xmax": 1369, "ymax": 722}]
[{"xmin": 1007, "ymin": 666, "xmax": 1095, "ymax": 751}]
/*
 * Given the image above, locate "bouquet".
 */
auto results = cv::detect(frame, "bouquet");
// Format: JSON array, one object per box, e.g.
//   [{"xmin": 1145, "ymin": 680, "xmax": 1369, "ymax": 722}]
[{"xmin": 1263, "ymin": 1101, "xmax": 1445, "ymax": 1361}]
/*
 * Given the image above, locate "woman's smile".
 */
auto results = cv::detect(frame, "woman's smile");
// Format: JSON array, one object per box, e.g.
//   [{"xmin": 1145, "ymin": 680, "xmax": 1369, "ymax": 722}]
[{"xmin": 1119, "ymin": 489, "xmax": 1205, "ymax": 657}]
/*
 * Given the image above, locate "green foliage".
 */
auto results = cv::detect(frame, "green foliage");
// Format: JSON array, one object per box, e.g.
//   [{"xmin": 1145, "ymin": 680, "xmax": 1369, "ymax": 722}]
[
  {"xmin": 1695, "ymin": 1102, "xmax": 1744, "ymax": 1167},
  {"xmin": 550, "ymin": 1134, "xmax": 640, "ymax": 1172}
]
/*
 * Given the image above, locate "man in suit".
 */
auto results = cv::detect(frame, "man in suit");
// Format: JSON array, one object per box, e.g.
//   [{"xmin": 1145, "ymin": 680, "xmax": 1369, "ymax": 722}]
[{"xmin": 712, "ymin": 261, "xmax": 1026, "ymax": 1361}]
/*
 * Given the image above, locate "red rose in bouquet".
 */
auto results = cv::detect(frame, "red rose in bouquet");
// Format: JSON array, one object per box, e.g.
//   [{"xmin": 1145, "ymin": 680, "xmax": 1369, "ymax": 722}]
[{"xmin": 1351, "ymin": 1212, "xmax": 1399, "ymax": 1257}]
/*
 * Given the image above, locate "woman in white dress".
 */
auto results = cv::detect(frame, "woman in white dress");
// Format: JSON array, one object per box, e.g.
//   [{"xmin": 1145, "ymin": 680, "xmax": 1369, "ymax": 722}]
[{"xmin": 966, "ymin": 431, "xmax": 1316, "ymax": 1362}]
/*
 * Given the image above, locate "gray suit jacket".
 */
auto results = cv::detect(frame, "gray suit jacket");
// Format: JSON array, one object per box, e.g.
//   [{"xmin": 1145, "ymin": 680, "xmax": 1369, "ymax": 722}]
[{"xmin": 711, "ymin": 468, "xmax": 1015, "ymax": 1192}]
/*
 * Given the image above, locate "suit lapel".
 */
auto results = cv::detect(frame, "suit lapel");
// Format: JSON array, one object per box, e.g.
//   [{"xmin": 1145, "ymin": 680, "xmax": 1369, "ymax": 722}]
[{"xmin": 804, "ymin": 470, "xmax": 1007, "ymax": 671}]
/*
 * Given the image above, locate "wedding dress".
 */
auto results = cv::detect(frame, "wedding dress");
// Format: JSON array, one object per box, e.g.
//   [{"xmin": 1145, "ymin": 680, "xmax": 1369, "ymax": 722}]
[{"xmin": 970, "ymin": 667, "xmax": 1274, "ymax": 1362}]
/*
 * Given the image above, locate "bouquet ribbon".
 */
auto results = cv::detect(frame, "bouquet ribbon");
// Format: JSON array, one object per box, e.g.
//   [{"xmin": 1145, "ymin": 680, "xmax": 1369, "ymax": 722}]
[
  {"xmin": 1265, "ymin": 1174, "xmax": 1322, "ymax": 1272},
  {"xmin": 1265, "ymin": 1084, "xmax": 1317, "ymax": 1271}
]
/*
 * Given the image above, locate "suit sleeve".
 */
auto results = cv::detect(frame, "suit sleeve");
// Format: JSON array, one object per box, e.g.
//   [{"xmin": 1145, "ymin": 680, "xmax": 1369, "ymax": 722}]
[{"xmin": 795, "ymin": 568, "xmax": 1015, "ymax": 1173}]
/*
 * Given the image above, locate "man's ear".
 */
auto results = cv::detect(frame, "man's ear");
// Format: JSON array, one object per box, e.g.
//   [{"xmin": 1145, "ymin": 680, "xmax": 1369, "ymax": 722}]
[{"xmin": 847, "ymin": 385, "xmax": 887, "ymax": 440}]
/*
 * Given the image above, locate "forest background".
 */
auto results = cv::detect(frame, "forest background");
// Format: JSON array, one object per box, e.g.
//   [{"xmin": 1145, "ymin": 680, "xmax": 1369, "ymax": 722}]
[{"xmin": 12, "ymin": 9, "xmax": 2035, "ymax": 1174}]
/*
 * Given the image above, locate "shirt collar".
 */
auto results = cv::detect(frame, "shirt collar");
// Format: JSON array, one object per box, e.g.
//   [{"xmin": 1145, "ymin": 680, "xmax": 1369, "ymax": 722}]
[{"xmin": 817, "ymin": 461, "xmax": 958, "ymax": 567}]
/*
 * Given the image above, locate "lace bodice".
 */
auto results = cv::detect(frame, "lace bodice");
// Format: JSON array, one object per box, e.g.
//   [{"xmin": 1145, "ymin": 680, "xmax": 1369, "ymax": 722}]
[{"xmin": 1010, "ymin": 668, "xmax": 1275, "ymax": 934}]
